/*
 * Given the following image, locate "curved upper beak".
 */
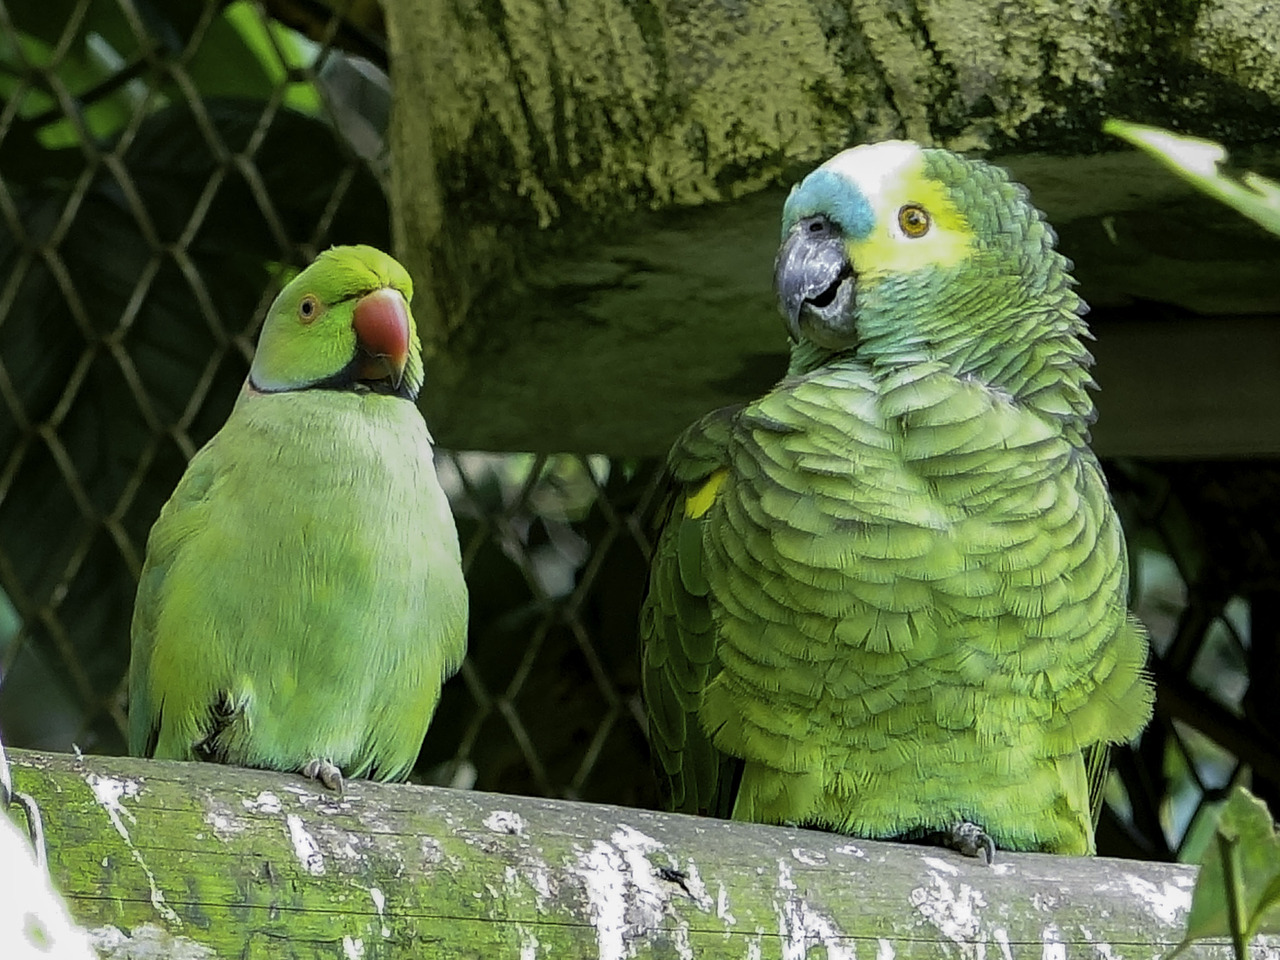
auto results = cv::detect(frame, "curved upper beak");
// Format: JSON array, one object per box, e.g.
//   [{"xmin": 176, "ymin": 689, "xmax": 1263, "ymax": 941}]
[
  {"xmin": 352, "ymin": 288, "xmax": 410, "ymax": 388},
  {"xmin": 774, "ymin": 217, "xmax": 853, "ymax": 344}
]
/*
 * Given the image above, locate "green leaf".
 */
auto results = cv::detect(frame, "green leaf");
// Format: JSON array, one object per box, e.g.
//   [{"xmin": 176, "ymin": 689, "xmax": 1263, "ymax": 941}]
[
  {"xmin": 1105, "ymin": 119, "xmax": 1280, "ymax": 237},
  {"xmin": 1173, "ymin": 786, "xmax": 1280, "ymax": 957},
  {"xmin": 186, "ymin": 2, "xmax": 320, "ymax": 114}
]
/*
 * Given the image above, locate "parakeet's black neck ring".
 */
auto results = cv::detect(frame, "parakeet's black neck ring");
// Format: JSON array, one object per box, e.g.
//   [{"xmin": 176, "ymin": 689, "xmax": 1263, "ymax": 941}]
[{"xmin": 249, "ymin": 362, "xmax": 417, "ymax": 402}]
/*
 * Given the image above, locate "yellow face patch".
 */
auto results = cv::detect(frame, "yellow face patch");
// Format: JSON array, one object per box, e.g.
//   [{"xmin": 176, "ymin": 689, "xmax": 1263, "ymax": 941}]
[
  {"xmin": 685, "ymin": 468, "xmax": 728, "ymax": 519},
  {"xmin": 819, "ymin": 143, "xmax": 974, "ymax": 279}
]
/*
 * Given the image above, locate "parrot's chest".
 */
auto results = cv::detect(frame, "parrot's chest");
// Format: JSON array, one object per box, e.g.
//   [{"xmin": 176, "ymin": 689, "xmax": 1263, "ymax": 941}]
[
  {"xmin": 171, "ymin": 391, "xmax": 460, "ymax": 646},
  {"xmin": 712, "ymin": 370, "xmax": 1087, "ymax": 672}
]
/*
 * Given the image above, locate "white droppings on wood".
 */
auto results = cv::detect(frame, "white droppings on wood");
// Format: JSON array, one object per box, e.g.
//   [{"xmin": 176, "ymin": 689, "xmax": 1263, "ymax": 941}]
[
  {"xmin": 578, "ymin": 837, "xmax": 632, "ymax": 960},
  {"xmin": 519, "ymin": 927, "xmax": 540, "ymax": 960},
  {"xmin": 342, "ymin": 935, "xmax": 365, "ymax": 959},
  {"xmin": 922, "ymin": 855, "xmax": 959, "ymax": 876},
  {"xmin": 485, "ymin": 810, "xmax": 528, "ymax": 836},
  {"xmin": 877, "ymin": 936, "xmax": 896, "ymax": 960},
  {"xmin": 419, "ymin": 834, "xmax": 444, "ymax": 866},
  {"xmin": 909, "ymin": 872, "xmax": 988, "ymax": 957},
  {"xmin": 88, "ymin": 774, "xmax": 137, "ymax": 830},
  {"xmin": 672, "ymin": 922, "xmax": 694, "ymax": 960},
  {"xmin": 833, "ymin": 842, "xmax": 867, "ymax": 859},
  {"xmin": 511, "ymin": 861, "xmax": 553, "ymax": 910},
  {"xmin": 530, "ymin": 865, "xmax": 552, "ymax": 903},
  {"xmin": 281, "ymin": 782, "xmax": 354, "ymax": 817},
  {"xmin": 1121, "ymin": 873, "xmax": 1191, "ymax": 926},
  {"xmin": 89, "ymin": 922, "xmax": 214, "ymax": 958},
  {"xmin": 1031, "ymin": 891, "xmax": 1060, "ymax": 912},
  {"xmin": 1081, "ymin": 928, "xmax": 1118, "ymax": 960},
  {"xmin": 286, "ymin": 813, "xmax": 326, "ymax": 875},
  {"xmin": 746, "ymin": 934, "xmax": 764, "ymax": 960},
  {"xmin": 334, "ymin": 836, "xmax": 362, "ymax": 860},
  {"xmin": 791, "ymin": 847, "xmax": 828, "ymax": 866},
  {"xmin": 499, "ymin": 856, "xmax": 554, "ymax": 914},
  {"xmin": 87, "ymin": 775, "xmax": 181, "ymax": 926},
  {"xmin": 993, "ymin": 927, "xmax": 1014, "ymax": 960},
  {"xmin": 717, "ymin": 884, "xmax": 737, "ymax": 925},
  {"xmin": 370, "ymin": 886, "xmax": 390, "ymax": 938},
  {"xmin": 242, "ymin": 791, "xmax": 282, "ymax": 814},
  {"xmin": 1041, "ymin": 922, "xmax": 1067, "ymax": 960},
  {"xmin": 574, "ymin": 824, "xmax": 682, "ymax": 960},
  {"xmin": 775, "ymin": 859, "xmax": 855, "ymax": 960},
  {"xmin": 202, "ymin": 809, "xmax": 242, "ymax": 840}
]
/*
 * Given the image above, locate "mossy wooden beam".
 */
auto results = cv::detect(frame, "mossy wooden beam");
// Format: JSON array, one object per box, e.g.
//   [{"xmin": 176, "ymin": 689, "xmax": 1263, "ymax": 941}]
[
  {"xmin": 385, "ymin": 0, "xmax": 1280, "ymax": 458},
  {"xmin": 7, "ymin": 747, "xmax": 1262, "ymax": 959}
]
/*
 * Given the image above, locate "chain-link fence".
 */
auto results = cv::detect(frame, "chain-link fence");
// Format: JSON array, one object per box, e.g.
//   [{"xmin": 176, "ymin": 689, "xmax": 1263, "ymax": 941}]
[{"xmin": 2, "ymin": 0, "xmax": 1278, "ymax": 864}]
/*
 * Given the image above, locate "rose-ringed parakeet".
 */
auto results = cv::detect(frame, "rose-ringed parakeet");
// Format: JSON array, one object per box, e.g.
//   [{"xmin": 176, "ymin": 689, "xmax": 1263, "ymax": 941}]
[
  {"xmin": 641, "ymin": 141, "xmax": 1153, "ymax": 857},
  {"xmin": 129, "ymin": 245, "xmax": 467, "ymax": 790}
]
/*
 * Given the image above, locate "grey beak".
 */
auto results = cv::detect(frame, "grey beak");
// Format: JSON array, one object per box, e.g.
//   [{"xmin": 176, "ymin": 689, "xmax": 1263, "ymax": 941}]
[{"xmin": 774, "ymin": 216, "xmax": 851, "ymax": 343}]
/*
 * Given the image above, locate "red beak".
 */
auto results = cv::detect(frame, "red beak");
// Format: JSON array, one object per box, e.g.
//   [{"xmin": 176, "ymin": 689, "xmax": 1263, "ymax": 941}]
[{"xmin": 352, "ymin": 288, "xmax": 410, "ymax": 387}]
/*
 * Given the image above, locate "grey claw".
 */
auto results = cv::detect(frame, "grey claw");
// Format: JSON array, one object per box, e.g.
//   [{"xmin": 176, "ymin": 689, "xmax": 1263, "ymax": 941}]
[
  {"xmin": 950, "ymin": 820, "xmax": 996, "ymax": 865},
  {"xmin": 301, "ymin": 758, "xmax": 345, "ymax": 795}
]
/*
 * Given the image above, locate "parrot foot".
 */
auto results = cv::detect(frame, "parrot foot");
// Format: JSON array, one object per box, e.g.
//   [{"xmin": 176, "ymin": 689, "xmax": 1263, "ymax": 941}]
[
  {"xmin": 945, "ymin": 821, "xmax": 996, "ymax": 865},
  {"xmin": 301, "ymin": 758, "xmax": 345, "ymax": 794}
]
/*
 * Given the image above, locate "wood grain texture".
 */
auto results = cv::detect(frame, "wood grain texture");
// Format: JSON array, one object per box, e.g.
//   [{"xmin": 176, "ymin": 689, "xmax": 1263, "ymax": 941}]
[{"xmin": 8, "ymin": 748, "xmax": 1268, "ymax": 959}]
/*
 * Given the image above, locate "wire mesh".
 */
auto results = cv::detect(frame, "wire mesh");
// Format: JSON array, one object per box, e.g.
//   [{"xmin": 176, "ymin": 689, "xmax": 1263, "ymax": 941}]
[{"xmin": 1, "ymin": 0, "xmax": 1278, "ymax": 865}]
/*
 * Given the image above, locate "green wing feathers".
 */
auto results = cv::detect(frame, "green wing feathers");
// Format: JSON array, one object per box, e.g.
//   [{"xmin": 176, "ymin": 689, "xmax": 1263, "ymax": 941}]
[{"xmin": 641, "ymin": 408, "xmax": 740, "ymax": 817}]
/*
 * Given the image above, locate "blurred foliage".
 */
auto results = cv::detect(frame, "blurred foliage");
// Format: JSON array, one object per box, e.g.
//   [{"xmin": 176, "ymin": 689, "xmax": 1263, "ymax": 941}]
[
  {"xmin": 1107, "ymin": 120, "xmax": 1280, "ymax": 237},
  {"xmin": 1173, "ymin": 786, "xmax": 1280, "ymax": 959},
  {"xmin": 1104, "ymin": 461, "xmax": 1280, "ymax": 863},
  {"xmin": 423, "ymin": 453, "xmax": 662, "ymax": 808}
]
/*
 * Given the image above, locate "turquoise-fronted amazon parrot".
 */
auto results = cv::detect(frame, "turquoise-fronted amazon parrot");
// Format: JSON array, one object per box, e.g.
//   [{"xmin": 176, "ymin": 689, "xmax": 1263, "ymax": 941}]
[
  {"xmin": 641, "ymin": 141, "xmax": 1153, "ymax": 856},
  {"xmin": 129, "ymin": 245, "xmax": 467, "ymax": 790}
]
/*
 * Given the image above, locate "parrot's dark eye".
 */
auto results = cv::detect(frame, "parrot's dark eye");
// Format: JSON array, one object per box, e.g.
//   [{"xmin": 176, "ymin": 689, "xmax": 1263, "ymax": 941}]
[
  {"xmin": 298, "ymin": 295, "xmax": 319, "ymax": 323},
  {"xmin": 898, "ymin": 204, "xmax": 931, "ymax": 238}
]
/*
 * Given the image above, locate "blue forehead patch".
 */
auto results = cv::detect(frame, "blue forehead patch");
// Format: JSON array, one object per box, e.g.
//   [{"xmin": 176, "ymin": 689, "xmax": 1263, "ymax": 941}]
[{"xmin": 780, "ymin": 169, "xmax": 875, "ymax": 241}]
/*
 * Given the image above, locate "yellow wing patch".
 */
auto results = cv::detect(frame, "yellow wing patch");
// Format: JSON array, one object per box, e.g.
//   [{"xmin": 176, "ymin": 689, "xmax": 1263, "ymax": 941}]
[{"xmin": 685, "ymin": 468, "xmax": 728, "ymax": 519}]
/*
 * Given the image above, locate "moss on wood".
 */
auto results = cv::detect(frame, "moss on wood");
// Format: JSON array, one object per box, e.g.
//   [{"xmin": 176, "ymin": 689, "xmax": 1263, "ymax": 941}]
[{"xmin": 13, "ymin": 748, "xmax": 1274, "ymax": 959}]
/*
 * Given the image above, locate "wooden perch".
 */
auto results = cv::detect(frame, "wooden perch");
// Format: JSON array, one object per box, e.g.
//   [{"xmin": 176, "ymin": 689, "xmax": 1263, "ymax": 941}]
[{"xmin": 6, "ymin": 748, "xmax": 1264, "ymax": 958}]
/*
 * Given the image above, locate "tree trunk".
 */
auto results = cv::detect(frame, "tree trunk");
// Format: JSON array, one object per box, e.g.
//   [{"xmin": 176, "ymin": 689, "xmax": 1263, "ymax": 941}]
[{"xmin": 384, "ymin": 0, "xmax": 1280, "ymax": 457}]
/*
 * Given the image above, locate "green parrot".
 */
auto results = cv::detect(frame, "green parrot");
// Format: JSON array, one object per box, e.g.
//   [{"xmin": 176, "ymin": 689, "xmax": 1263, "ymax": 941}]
[
  {"xmin": 641, "ymin": 141, "xmax": 1153, "ymax": 857},
  {"xmin": 129, "ymin": 245, "xmax": 467, "ymax": 790}
]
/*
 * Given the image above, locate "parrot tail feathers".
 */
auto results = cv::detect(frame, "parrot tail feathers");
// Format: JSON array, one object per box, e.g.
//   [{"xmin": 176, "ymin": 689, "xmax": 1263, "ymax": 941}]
[{"xmin": 1084, "ymin": 742, "xmax": 1112, "ymax": 830}]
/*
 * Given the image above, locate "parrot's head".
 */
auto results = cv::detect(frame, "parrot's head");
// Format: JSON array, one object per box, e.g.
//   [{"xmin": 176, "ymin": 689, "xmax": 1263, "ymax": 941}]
[
  {"xmin": 249, "ymin": 244, "xmax": 425, "ymax": 400},
  {"xmin": 775, "ymin": 140, "xmax": 1083, "ymax": 373}
]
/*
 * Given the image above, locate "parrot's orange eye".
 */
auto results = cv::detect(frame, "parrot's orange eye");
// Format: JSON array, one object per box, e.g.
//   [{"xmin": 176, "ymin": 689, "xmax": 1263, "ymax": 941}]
[
  {"xmin": 298, "ymin": 295, "xmax": 320, "ymax": 323},
  {"xmin": 898, "ymin": 204, "xmax": 930, "ymax": 238}
]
